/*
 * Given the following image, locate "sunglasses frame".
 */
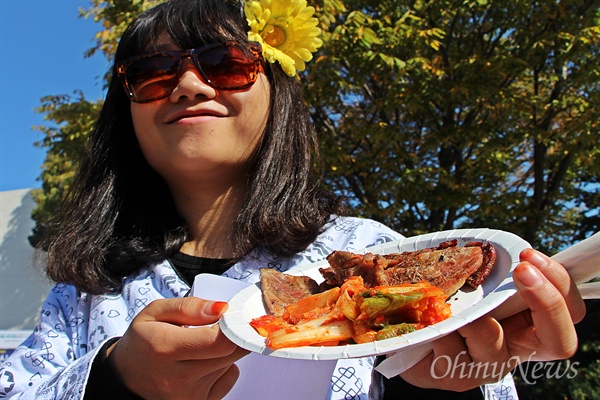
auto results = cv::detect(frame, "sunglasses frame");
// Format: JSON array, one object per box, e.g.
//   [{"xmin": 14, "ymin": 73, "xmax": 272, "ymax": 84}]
[{"xmin": 116, "ymin": 41, "xmax": 264, "ymax": 103}]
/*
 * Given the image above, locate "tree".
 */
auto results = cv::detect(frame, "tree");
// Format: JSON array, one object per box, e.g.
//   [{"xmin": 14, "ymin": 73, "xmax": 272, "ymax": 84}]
[
  {"xmin": 307, "ymin": 0, "xmax": 600, "ymax": 252},
  {"xmin": 29, "ymin": 0, "xmax": 164, "ymax": 246},
  {"xmin": 29, "ymin": 92, "xmax": 102, "ymax": 245},
  {"xmin": 32, "ymin": 0, "xmax": 600, "ymax": 253}
]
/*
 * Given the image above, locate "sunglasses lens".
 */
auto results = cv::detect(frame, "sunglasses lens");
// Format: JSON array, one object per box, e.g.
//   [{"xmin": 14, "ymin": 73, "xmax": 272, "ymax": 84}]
[
  {"xmin": 198, "ymin": 46, "xmax": 258, "ymax": 89},
  {"xmin": 120, "ymin": 43, "xmax": 261, "ymax": 102},
  {"xmin": 126, "ymin": 56, "xmax": 180, "ymax": 101}
]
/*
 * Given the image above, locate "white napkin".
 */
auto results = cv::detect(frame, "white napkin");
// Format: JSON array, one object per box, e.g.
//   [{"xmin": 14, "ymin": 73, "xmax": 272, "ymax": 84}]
[
  {"xmin": 577, "ymin": 281, "xmax": 600, "ymax": 300},
  {"xmin": 375, "ymin": 232, "xmax": 600, "ymax": 379},
  {"xmin": 374, "ymin": 341, "xmax": 436, "ymax": 379},
  {"xmin": 551, "ymin": 231, "xmax": 600, "ymax": 284}
]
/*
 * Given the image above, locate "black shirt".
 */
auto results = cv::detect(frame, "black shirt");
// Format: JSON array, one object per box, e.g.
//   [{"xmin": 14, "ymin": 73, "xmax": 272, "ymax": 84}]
[{"xmin": 168, "ymin": 251, "xmax": 233, "ymax": 286}]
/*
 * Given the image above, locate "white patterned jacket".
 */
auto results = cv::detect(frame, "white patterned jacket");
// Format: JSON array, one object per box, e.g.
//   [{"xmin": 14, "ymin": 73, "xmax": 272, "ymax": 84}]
[{"xmin": 0, "ymin": 217, "xmax": 401, "ymax": 399}]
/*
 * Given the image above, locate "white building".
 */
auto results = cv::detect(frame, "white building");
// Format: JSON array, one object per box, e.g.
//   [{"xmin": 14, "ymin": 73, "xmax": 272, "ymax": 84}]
[{"xmin": 0, "ymin": 189, "xmax": 53, "ymax": 360}]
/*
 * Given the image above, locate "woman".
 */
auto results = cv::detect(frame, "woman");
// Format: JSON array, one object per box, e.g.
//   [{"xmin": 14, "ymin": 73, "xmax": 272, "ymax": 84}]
[{"xmin": 0, "ymin": 0, "xmax": 585, "ymax": 399}]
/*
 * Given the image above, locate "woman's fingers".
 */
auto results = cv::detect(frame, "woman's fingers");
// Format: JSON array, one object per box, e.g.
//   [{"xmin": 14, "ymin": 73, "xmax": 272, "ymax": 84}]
[
  {"xmin": 490, "ymin": 248, "xmax": 587, "ymax": 322},
  {"xmin": 144, "ymin": 323, "xmax": 243, "ymax": 361},
  {"xmin": 135, "ymin": 297, "xmax": 246, "ymax": 361},
  {"xmin": 205, "ymin": 364, "xmax": 241, "ymax": 400},
  {"xmin": 518, "ymin": 249, "xmax": 586, "ymax": 323},
  {"xmin": 107, "ymin": 296, "xmax": 250, "ymax": 399},
  {"xmin": 505, "ymin": 260, "xmax": 579, "ymax": 360},
  {"xmin": 400, "ymin": 317, "xmax": 510, "ymax": 391},
  {"xmin": 457, "ymin": 316, "xmax": 511, "ymax": 366},
  {"xmin": 399, "ymin": 248, "xmax": 588, "ymax": 391},
  {"xmin": 138, "ymin": 296, "xmax": 228, "ymax": 326}
]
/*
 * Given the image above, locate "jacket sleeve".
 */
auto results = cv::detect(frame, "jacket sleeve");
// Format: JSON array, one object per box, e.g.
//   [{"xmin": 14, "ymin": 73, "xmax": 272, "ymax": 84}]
[
  {"xmin": 0, "ymin": 284, "xmax": 101, "ymax": 399},
  {"xmin": 83, "ymin": 338, "xmax": 143, "ymax": 400}
]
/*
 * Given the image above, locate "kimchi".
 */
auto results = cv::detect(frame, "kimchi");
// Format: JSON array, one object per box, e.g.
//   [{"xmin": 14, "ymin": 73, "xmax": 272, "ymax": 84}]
[{"xmin": 250, "ymin": 276, "xmax": 451, "ymax": 349}]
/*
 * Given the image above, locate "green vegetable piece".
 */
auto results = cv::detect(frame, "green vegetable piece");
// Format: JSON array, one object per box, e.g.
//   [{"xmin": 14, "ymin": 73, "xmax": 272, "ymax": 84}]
[
  {"xmin": 360, "ymin": 291, "xmax": 424, "ymax": 318},
  {"xmin": 376, "ymin": 323, "xmax": 417, "ymax": 340}
]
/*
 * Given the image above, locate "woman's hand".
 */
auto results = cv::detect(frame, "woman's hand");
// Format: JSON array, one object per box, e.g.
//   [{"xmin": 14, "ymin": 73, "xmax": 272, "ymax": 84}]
[
  {"xmin": 107, "ymin": 297, "xmax": 249, "ymax": 400},
  {"xmin": 399, "ymin": 248, "xmax": 586, "ymax": 391}
]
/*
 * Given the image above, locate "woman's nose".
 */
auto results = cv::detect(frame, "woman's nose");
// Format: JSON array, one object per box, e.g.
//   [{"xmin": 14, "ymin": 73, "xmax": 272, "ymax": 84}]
[{"xmin": 169, "ymin": 59, "xmax": 217, "ymax": 102}]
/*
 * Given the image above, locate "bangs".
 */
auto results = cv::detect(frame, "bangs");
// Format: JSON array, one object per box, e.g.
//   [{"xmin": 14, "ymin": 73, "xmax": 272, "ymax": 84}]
[{"xmin": 115, "ymin": 0, "xmax": 249, "ymax": 60}]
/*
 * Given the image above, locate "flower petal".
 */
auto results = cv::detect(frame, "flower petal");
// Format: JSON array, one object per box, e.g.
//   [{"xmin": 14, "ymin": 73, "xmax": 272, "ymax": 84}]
[{"xmin": 244, "ymin": 0, "xmax": 322, "ymax": 76}]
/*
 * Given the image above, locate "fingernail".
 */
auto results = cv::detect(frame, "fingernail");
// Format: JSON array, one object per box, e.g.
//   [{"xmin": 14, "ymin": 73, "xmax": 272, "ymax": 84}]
[
  {"xmin": 206, "ymin": 301, "xmax": 228, "ymax": 315},
  {"xmin": 517, "ymin": 265, "xmax": 544, "ymax": 287},
  {"xmin": 522, "ymin": 248, "xmax": 549, "ymax": 267}
]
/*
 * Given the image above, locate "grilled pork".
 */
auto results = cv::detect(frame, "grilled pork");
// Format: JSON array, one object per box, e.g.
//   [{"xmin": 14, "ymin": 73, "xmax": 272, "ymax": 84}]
[
  {"xmin": 259, "ymin": 240, "xmax": 496, "ymax": 315},
  {"xmin": 259, "ymin": 268, "xmax": 320, "ymax": 317},
  {"xmin": 321, "ymin": 240, "xmax": 496, "ymax": 297}
]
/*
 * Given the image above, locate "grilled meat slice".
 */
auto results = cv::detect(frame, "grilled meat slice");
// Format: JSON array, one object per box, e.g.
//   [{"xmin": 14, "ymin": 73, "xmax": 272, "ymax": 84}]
[
  {"xmin": 321, "ymin": 240, "xmax": 496, "ymax": 297},
  {"xmin": 259, "ymin": 268, "xmax": 320, "ymax": 317},
  {"xmin": 377, "ymin": 244, "xmax": 483, "ymax": 297},
  {"xmin": 320, "ymin": 251, "xmax": 385, "ymax": 288},
  {"xmin": 464, "ymin": 241, "xmax": 497, "ymax": 288}
]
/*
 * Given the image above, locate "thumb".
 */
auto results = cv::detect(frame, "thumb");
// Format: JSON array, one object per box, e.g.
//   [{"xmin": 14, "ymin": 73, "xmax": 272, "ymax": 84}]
[{"xmin": 139, "ymin": 297, "xmax": 229, "ymax": 326}]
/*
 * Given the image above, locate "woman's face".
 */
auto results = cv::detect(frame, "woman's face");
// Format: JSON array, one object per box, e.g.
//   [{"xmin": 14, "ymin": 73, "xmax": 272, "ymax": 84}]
[{"xmin": 130, "ymin": 38, "xmax": 270, "ymax": 191}]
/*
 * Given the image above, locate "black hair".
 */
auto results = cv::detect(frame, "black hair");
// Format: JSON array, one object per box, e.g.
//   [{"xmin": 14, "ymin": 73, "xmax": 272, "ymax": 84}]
[{"xmin": 41, "ymin": 0, "xmax": 342, "ymax": 294}]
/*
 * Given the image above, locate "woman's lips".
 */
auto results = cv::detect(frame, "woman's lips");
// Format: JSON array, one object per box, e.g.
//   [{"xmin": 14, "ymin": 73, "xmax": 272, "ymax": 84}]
[
  {"xmin": 166, "ymin": 109, "xmax": 226, "ymax": 124},
  {"xmin": 171, "ymin": 114, "xmax": 221, "ymax": 124}
]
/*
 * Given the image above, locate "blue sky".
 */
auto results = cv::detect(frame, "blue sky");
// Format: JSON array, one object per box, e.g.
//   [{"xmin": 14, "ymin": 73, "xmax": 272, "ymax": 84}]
[{"xmin": 0, "ymin": 0, "xmax": 109, "ymax": 191}]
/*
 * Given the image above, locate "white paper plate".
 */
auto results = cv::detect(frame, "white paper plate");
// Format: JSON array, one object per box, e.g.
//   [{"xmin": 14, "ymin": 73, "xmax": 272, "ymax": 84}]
[{"xmin": 220, "ymin": 228, "xmax": 530, "ymax": 360}]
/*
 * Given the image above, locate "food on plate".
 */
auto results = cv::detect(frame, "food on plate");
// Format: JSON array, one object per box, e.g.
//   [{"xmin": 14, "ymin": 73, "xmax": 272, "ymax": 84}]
[
  {"xmin": 258, "ymin": 268, "xmax": 320, "ymax": 317},
  {"xmin": 250, "ymin": 240, "xmax": 496, "ymax": 349},
  {"xmin": 321, "ymin": 239, "xmax": 497, "ymax": 297},
  {"xmin": 251, "ymin": 276, "xmax": 451, "ymax": 349}
]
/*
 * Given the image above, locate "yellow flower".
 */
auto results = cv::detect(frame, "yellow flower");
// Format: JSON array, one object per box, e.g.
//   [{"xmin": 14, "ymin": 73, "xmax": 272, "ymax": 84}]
[{"xmin": 245, "ymin": 0, "xmax": 323, "ymax": 77}]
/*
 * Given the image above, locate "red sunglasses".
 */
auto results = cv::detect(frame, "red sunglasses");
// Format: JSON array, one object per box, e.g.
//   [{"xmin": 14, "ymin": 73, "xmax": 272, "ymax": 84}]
[{"xmin": 116, "ymin": 41, "xmax": 263, "ymax": 103}]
